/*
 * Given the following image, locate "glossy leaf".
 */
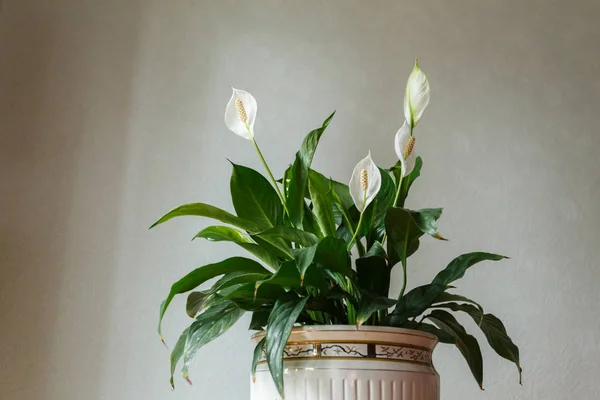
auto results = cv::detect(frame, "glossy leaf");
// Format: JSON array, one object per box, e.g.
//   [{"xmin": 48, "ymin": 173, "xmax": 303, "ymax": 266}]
[
  {"xmin": 356, "ymin": 253, "xmax": 390, "ymax": 297},
  {"xmin": 186, "ymin": 291, "xmax": 211, "ymax": 318},
  {"xmin": 265, "ymin": 294, "xmax": 309, "ymax": 397},
  {"xmin": 389, "ymin": 284, "xmax": 447, "ymax": 325},
  {"xmin": 251, "ymin": 337, "xmax": 266, "ymax": 382},
  {"xmin": 392, "ymin": 156, "xmax": 423, "ymax": 208},
  {"xmin": 433, "ymin": 302, "xmax": 522, "ymax": 383},
  {"xmin": 356, "ymin": 292, "xmax": 396, "ymax": 326},
  {"xmin": 194, "ymin": 225, "xmax": 280, "ymax": 268},
  {"xmin": 414, "ymin": 322, "xmax": 455, "ymax": 344},
  {"xmin": 257, "ymin": 227, "xmax": 319, "ymax": 247},
  {"xmin": 432, "ymin": 252, "xmax": 508, "ymax": 286},
  {"xmin": 169, "ymin": 327, "xmax": 190, "ymax": 388},
  {"xmin": 287, "ymin": 112, "xmax": 335, "ymax": 228},
  {"xmin": 221, "ymin": 282, "xmax": 286, "ymax": 310},
  {"xmin": 158, "ymin": 257, "xmax": 270, "ymax": 341},
  {"xmin": 249, "ymin": 310, "xmax": 270, "ymax": 330},
  {"xmin": 309, "ymin": 169, "xmax": 353, "ymax": 210},
  {"xmin": 255, "ymin": 260, "xmax": 301, "ymax": 291},
  {"xmin": 427, "ymin": 310, "xmax": 484, "ymax": 390},
  {"xmin": 433, "ymin": 292, "xmax": 484, "ymax": 318},
  {"xmin": 150, "ymin": 202, "xmax": 259, "ymax": 232},
  {"xmin": 308, "ymin": 178, "xmax": 337, "ymax": 237},
  {"xmin": 182, "ymin": 302, "xmax": 245, "ymax": 382},
  {"xmin": 385, "ymin": 207, "xmax": 444, "ymax": 267},
  {"xmin": 230, "ymin": 163, "xmax": 283, "ymax": 229},
  {"xmin": 293, "ymin": 237, "xmax": 351, "ymax": 279}
]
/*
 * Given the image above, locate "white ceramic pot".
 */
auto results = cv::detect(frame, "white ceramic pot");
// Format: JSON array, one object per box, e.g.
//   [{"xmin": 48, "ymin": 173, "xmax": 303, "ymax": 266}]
[{"xmin": 251, "ymin": 325, "xmax": 439, "ymax": 400}]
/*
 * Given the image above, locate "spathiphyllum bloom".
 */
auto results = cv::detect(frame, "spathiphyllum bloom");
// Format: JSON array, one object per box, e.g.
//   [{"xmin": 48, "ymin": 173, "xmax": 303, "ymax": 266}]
[
  {"xmin": 349, "ymin": 152, "xmax": 381, "ymax": 211},
  {"xmin": 404, "ymin": 60, "xmax": 430, "ymax": 128},
  {"xmin": 394, "ymin": 121, "xmax": 417, "ymax": 177},
  {"xmin": 224, "ymin": 88, "xmax": 257, "ymax": 140}
]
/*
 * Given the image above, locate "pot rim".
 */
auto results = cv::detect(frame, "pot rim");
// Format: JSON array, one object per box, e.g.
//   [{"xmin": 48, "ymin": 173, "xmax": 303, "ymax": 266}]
[{"xmin": 251, "ymin": 324, "xmax": 437, "ymax": 341}]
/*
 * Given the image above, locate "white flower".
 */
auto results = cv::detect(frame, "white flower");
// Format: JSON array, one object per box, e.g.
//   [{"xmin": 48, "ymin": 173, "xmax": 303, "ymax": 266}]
[
  {"xmin": 349, "ymin": 152, "xmax": 381, "ymax": 212},
  {"xmin": 224, "ymin": 88, "xmax": 257, "ymax": 140},
  {"xmin": 394, "ymin": 121, "xmax": 416, "ymax": 177},
  {"xmin": 403, "ymin": 60, "xmax": 430, "ymax": 128}
]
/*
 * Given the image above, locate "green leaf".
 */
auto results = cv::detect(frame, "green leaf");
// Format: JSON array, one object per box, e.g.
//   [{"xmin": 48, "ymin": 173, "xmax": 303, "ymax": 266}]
[
  {"xmin": 158, "ymin": 257, "xmax": 270, "ymax": 341},
  {"xmin": 255, "ymin": 260, "xmax": 302, "ymax": 291},
  {"xmin": 169, "ymin": 326, "xmax": 190, "ymax": 388},
  {"xmin": 186, "ymin": 291, "xmax": 211, "ymax": 318},
  {"xmin": 251, "ymin": 337, "xmax": 266, "ymax": 382},
  {"xmin": 287, "ymin": 112, "xmax": 335, "ymax": 228},
  {"xmin": 194, "ymin": 226, "xmax": 280, "ymax": 268},
  {"xmin": 308, "ymin": 178, "xmax": 337, "ymax": 237},
  {"xmin": 389, "ymin": 284, "xmax": 447, "ymax": 325},
  {"xmin": 385, "ymin": 207, "xmax": 444, "ymax": 267},
  {"xmin": 356, "ymin": 292, "xmax": 396, "ymax": 326},
  {"xmin": 256, "ymin": 227, "xmax": 319, "ymax": 247},
  {"xmin": 433, "ymin": 302, "xmax": 522, "ymax": 383},
  {"xmin": 414, "ymin": 322, "xmax": 456, "ymax": 344},
  {"xmin": 182, "ymin": 302, "xmax": 245, "ymax": 382},
  {"xmin": 356, "ymin": 254, "xmax": 390, "ymax": 297},
  {"xmin": 249, "ymin": 310, "xmax": 270, "ymax": 330},
  {"xmin": 221, "ymin": 282, "xmax": 286, "ymax": 311},
  {"xmin": 392, "ymin": 156, "xmax": 423, "ymax": 207},
  {"xmin": 432, "ymin": 252, "xmax": 508, "ymax": 286},
  {"xmin": 265, "ymin": 293, "xmax": 309, "ymax": 397},
  {"xmin": 433, "ymin": 292, "xmax": 485, "ymax": 318},
  {"xmin": 427, "ymin": 309, "xmax": 484, "ymax": 390},
  {"xmin": 150, "ymin": 202, "xmax": 259, "ymax": 232},
  {"xmin": 293, "ymin": 237, "xmax": 351, "ymax": 279},
  {"xmin": 308, "ymin": 169, "xmax": 353, "ymax": 210},
  {"xmin": 230, "ymin": 163, "xmax": 283, "ymax": 230}
]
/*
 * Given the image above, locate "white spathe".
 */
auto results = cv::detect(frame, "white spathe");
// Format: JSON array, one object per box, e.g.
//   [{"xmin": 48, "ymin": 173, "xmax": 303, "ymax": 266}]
[
  {"xmin": 349, "ymin": 152, "xmax": 381, "ymax": 212},
  {"xmin": 394, "ymin": 121, "xmax": 416, "ymax": 177},
  {"xmin": 404, "ymin": 61, "xmax": 430, "ymax": 128},
  {"xmin": 224, "ymin": 87, "xmax": 258, "ymax": 140}
]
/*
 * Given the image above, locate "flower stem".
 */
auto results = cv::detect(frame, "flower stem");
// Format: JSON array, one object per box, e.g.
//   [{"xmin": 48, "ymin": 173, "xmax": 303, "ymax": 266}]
[
  {"xmin": 347, "ymin": 190, "xmax": 367, "ymax": 252},
  {"xmin": 247, "ymin": 130, "xmax": 290, "ymax": 216}
]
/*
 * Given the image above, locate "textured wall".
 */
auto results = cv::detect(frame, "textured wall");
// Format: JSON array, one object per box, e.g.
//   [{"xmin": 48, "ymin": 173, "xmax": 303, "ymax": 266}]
[{"xmin": 1, "ymin": 1, "xmax": 599, "ymax": 399}]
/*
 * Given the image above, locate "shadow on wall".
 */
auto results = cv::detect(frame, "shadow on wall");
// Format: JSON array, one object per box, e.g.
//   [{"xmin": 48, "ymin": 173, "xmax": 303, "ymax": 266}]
[{"xmin": 0, "ymin": 2, "xmax": 142, "ymax": 399}]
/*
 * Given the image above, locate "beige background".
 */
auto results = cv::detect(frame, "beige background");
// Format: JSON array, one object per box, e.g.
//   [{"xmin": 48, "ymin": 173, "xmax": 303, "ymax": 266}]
[{"xmin": 1, "ymin": 1, "xmax": 599, "ymax": 399}]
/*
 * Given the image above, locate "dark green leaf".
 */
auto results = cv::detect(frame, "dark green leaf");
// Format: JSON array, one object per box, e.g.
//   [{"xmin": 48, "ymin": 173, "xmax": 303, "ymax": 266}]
[
  {"xmin": 372, "ymin": 168, "xmax": 396, "ymax": 225},
  {"xmin": 389, "ymin": 284, "xmax": 447, "ymax": 325},
  {"xmin": 432, "ymin": 252, "xmax": 508, "ymax": 286},
  {"xmin": 356, "ymin": 292, "xmax": 396, "ymax": 326},
  {"xmin": 194, "ymin": 225, "xmax": 280, "ymax": 268},
  {"xmin": 433, "ymin": 302, "xmax": 522, "ymax": 383},
  {"xmin": 158, "ymin": 257, "xmax": 270, "ymax": 341},
  {"xmin": 249, "ymin": 310, "xmax": 270, "ymax": 330},
  {"xmin": 308, "ymin": 169, "xmax": 353, "ymax": 210},
  {"xmin": 292, "ymin": 236, "xmax": 351, "ymax": 279},
  {"xmin": 251, "ymin": 337, "xmax": 266, "ymax": 382},
  {"xmin": 308, "ymin": 178, "xmax": 337, "ymax": 237},
  {"xmin": 385, "ymin": 207, "xmax": 444, "ymax": 267},
  {"xmin": 150, "ymin": 202, "xmax": 259, "ymax": 232},
  {"xmin": 433, "ymin": 292, "xmax": 485, "ymax": 318},
  {"xmin": 169, "ymin": 326, "xmax": 190, "ymax": 388},
  {"xmin": 230, "ymin": 163, "xmax": 283, "ymax": 230},
  {"xmin": 182, "ymin": 302, "xmax": 245, "ymax": 382},
  {"xmin": 221, "ymin": 282, "xmax": 286, "ymax": 311},
  {"xmin": 255, "ymin": 260, "xmax": 301, "ymax": 291},
  {"xmin": 257, "ymin": 227, "xmax": 319, "ymax": 247},
  {"xmin": 427, "ymin": 309, "xmax": 484, "ymax": 390},
  {"xmin": 287, "ymin": 112, "xmax": 335, "ymax": 228},
  {"xmin": 265, "ymin": 293, "xmax": 309, "ymax": 397},
  {"xmin": 414, "ymin": 322, "xmax": 456, "ymax": 344},
  {"xmin": 356, "ymin": 254, "xmax": 390, "ymax": 297},
  {"xmin": 392, "ymin": 156, "xmax": 423, "ymax": 207}
]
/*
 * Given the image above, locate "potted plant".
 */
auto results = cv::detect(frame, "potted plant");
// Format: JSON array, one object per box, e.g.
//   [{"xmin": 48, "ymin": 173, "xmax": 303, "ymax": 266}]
[{"xmin": 152, "ymin": 61, "xmax": 522, "ymax": 400}]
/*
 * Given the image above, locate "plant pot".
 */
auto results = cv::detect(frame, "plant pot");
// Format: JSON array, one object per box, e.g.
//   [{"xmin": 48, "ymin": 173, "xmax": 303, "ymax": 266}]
[{"xmin": 251, "ymin": 325, "xmax": 439, "ymax": 400}]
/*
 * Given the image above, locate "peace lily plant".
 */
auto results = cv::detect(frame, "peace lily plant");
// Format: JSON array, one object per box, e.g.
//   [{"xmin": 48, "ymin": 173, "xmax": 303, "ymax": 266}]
[{"xmin": 152, "ymin": 61, "xmax": 522, "ymax": 397}]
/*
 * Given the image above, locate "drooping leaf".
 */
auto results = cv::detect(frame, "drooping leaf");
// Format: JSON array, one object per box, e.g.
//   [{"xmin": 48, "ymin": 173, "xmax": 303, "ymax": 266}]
[
  {"xmin": 265, "ymin": 293, "xmax": 309, "ymax": 397},
  {"xmin": 150, "ymin": 202, "xmax": 259, "ymax": 232},
  {"xmin": 158, "ymin": 257, "xmax": 270, "ymax": 341},
  {"xmin": 194, "ymin": 225, "xmax": 280, "ymax": 268},
  {"xmin": 414, "ymin": 322, "xmax": 456, "ymax": 344},
  {"xmin": 427, "ymin": 309, "xmax": 484, "ymax": 390},
  {"xmin": 287, "ymin": 112, "xmax": 335, "ymax": 228},
  {"xmin": 249, "ymin": 310, "xmax": 270, "ymax": 330},
  {"xmin": 221, "ymin": 282, "xmax": 286, "ymax": 311},
  {"xmin": 433, "ymin": 292, "xmax": 485, "ymax": 318},
  {"xmin": 256, "ymin": 227, "xmax": 319, "ymax": 247},
  {"xmin": 182, "ymin": 302, "xmax": 245, "ymax": 382},
  {"xmin": 308, "ymin": 178, "xmax": 337, "ymax": 237},
  {"xmin": 432, "ymin": 252, "xmax": 508, "ymax": 286},
  {"xmin": 389, "ymin": 284, "xmax": 447, "ymax": 325},
  {"xmin": 356, "ymin": 292, "xmax": 396, "ymax": 326},
  {"xmin": 230, "ymin": 163, "xmax": 283, "ymax": 230},
  {"xmin": 169, "ymin": 326, "xmax": 190, "ymax": 388},
  {"xmin": 433, "ymin": 302, "xmax": 522, "ymax": 383},
  {"xmin": 385, "ymin": 207, "xmax": 444, "ymax": 267},
  {"xmin": 251, "ymin": 337, "xmax": 266, "ymax": 382}
]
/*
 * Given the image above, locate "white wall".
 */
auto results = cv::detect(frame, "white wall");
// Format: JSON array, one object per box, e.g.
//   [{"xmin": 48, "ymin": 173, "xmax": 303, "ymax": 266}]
[{"xmin": 1, "ymin": 1, "xmax": 599, "ymax": 399}]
